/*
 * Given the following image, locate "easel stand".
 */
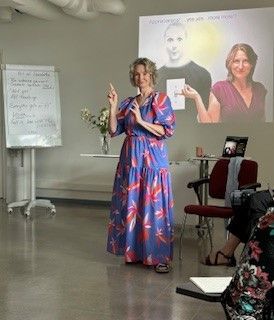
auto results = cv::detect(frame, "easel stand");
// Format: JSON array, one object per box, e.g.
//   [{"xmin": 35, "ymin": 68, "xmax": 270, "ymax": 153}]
[{"xmin": 7, "ymin": 148, "xmax": 56, "ymax": 217}]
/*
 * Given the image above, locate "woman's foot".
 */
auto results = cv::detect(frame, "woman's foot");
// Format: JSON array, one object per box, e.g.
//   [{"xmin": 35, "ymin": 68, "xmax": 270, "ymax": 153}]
[
  {"xmin": 204, "ymin": 251, "xmax": 236, "ymax": 267},
  {"xmin": 154, "ymin": 263, "xmax": 171, "ymax": 273}
]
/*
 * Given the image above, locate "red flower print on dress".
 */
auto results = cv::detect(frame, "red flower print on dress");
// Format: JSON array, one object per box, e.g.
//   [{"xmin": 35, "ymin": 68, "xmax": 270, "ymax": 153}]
[
  {"xmin": 153, "ymin": 94, "xmax": 168, "ymax": 115},
  {"xmin": 143, "ymin": 149, "xmax": 154, "ymax": 167},
  {"xmin": 249, "ymin": 240, "xmax": 263, "ymax": 261},
  {"xmin": 155, "ymin": 228, "xmax": 169, "ymax": 245},
  {"xmin": 247, "ymin": 266, "xmax": 272, "ymax": 300},
  {"xmin": 258, "ymin": 212, "xmax": 274, "ymax": 229},
  {"xmin": 150, "ymin": 140, "xmax": 160, "ymax": 148},
  {"xmin": 128, "ymin": 180, "xmax": 140, "ymax": 193},
  {"xmin": 116, "ymin": 220, "xmax": 126, "ymax": 237},
  {"xmin": 132, "ymin": 156, "xmax": 138, "ymax": 167},
  {"xmin": 155, "ymin": 208, "xmax": 167, "ymax": 220},
  {"xmin": 143, "ymin": 254, "xmax": 159, "ymax": 266},
  {"xmin": 117, "ymin": 179, "xmax": 128, "ymax": 208},
  {"xmin": 238, "ymin": 263, "xmax": 257, "ymax": 287},
  {"xmin": 138, "ymin": 213, "xmax": 152, "ymax": 242},
  {"xmin": 127, "ymin": 200, "xmax": 140, "ymax": 232},
  {"xmin": 255, "ymin": 266, "xmax": 272, "ymax": 286},
  {"xmin": 145, "ymin": 176, "xmax": 162, "ymax": 206},
  {"xmin": 108, "ymin": 218, "xmax": 115, "ymax": 234},
  {"xmin": 125, "ymin": 246, "xmax": 137, "ymax": 262}
]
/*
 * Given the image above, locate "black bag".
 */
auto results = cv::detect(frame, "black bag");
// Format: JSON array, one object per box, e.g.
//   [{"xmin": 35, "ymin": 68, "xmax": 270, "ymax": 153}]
[
  {"xmin": 230, "ymin": 189, "xmax": 256, "ymax": 207},
  {"xmin": 228, "ymin": 189, "xmax": 274, "ymax": 243}
]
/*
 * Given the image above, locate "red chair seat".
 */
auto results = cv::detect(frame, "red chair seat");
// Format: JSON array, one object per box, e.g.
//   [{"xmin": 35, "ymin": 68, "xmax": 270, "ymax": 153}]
[
  {"xmin": 184, "ymin": 204, "xmax": 234, "ymax": 219},
  {"xmin": 179, "ymin": 158, "xmax": 259, "ymax": 260}
]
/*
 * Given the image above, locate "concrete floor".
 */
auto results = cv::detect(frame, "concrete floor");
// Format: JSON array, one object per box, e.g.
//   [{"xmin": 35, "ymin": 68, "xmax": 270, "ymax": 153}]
[{"xmin": 0, "ymin": 200, "xmax": 237, "ymax": 320}]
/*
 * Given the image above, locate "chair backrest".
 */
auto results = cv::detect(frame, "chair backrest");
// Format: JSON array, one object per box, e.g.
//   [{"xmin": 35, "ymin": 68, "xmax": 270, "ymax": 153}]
[{"xmin": 209, "ymin": 158, "xmax": 258, "ymax": 199}]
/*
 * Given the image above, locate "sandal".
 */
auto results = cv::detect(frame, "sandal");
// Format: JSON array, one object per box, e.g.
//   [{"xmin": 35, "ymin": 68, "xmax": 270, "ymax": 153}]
[
  {"xmin": 204, "ymin": 251, "xmax": 236, "ymax": 267},
  {"xmin": 154, "ymin": 263, "xmax": 170, "ymax": 273}
]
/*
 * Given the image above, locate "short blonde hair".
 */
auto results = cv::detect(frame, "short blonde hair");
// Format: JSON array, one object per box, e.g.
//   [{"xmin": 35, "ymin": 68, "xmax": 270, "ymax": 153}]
[
  {"xmin": 226, "ymin": 43, "xmax": 258, "ymax": 82},
  {"xmin": 164, "ymin": 22, "xmax": 187, "ymax": 39},
  {"xmin": 129, "ymin": 57, "xmax": 157, "ymax": 87}
]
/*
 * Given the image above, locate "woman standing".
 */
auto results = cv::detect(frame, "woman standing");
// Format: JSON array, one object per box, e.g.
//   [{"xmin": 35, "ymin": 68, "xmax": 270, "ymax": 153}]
[
  {"xmin": 182, "ymin": 43, "xmax": 267, "ymax": 123},
  {"xmin": 106, "ymin": 58, "xmax": 175, "ymax": 273}
]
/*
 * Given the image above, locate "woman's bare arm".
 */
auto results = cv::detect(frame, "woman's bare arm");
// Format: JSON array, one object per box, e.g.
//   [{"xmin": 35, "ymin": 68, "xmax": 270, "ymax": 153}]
[
  {"xmin": 182, "ymin": 85, "xmax": 221, "ymax": 123},
  {"xmin": 107, "ymin": 83, "xmax": 118, "ymax": 134}
]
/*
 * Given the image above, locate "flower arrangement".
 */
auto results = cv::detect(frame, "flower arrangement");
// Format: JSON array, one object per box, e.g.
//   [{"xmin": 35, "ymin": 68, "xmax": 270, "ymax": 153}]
[{"xmin": 80, "ymin": 107, "xmax": 110, "ymax": 135}]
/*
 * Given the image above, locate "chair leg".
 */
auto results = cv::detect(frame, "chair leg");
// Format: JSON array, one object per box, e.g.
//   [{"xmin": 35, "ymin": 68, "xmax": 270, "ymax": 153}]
[
  {"xmin": 204, "ymin": 217, "xmax": 213, "ymax": 252},
  {"xmin": 224, "ymin": 218, "xmax": 231, "ymax": 240},
  {"xmin": 179, "ymin": 213, "xmax": 188, "ymax": 260}
]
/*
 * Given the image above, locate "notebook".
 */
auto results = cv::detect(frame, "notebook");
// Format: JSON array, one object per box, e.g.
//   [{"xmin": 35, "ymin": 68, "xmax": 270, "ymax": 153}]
[
  {"xmin": 222, "ymin": 136, "xmax": 248, "ymax": 158},
  {"xmin": 190, "ymin": 276, "xmax": 232, "ymax": 294}
]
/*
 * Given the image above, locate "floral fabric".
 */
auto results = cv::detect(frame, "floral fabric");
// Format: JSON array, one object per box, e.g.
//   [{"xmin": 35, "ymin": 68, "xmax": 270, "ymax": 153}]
[
  {"xmin": 222, "ymin": 212, "xmax": 274, "ymax": 320},
  {"xmin": 106, "ymin": 92, "xmax": 175, "ymax": 265}
]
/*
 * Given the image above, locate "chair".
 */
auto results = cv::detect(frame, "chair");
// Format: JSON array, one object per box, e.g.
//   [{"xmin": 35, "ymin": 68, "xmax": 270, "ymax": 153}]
[{"xmin": 179, "ymin": 158, "xmax": 260, "ymax": 260}]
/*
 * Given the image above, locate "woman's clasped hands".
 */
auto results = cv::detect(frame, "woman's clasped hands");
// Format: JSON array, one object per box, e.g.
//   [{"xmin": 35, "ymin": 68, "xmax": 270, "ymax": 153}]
[{"xmin": 130, "ymin": 99, "xmax": 143, "ymax": 124}]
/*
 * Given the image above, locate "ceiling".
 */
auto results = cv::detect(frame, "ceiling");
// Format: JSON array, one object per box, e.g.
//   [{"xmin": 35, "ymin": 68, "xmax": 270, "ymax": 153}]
[{"xmin": 0, "ymin": 0, "xmax": 126, "ymax": 22}]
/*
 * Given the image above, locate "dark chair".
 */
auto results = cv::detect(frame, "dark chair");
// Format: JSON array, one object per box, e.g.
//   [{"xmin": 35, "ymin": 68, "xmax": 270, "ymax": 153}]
[{"xmin": 179, "ymin": 158, "xmax": 260, "ymax": 260}]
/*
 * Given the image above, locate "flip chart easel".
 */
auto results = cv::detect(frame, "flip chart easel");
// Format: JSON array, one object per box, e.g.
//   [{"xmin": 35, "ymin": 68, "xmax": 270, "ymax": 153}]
[
  {"xmin": 2, "ymin": 64, "xmax": 62, "ymax": 217},
  {"xmin": 7, "ymin": 148, "xmax": 56, "ymax": 216}
]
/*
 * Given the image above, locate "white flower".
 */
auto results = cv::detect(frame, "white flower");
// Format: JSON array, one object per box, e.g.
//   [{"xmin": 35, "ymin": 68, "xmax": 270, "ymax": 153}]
[{"xmin": 80, "ymin": 107, "xmax": 109, "ymax": 135}]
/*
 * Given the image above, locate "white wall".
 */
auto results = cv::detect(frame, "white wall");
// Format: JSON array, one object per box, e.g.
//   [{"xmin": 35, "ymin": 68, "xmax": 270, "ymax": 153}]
[{"xmin": 0, "ymin": 0, "xmax": 274, "ymax": 202}]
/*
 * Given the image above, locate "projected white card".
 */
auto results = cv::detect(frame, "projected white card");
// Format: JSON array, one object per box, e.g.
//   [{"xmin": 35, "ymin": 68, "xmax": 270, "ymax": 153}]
[{"xmin": 166, "ymin": 78, "xmax": 185, "ymax": 110}]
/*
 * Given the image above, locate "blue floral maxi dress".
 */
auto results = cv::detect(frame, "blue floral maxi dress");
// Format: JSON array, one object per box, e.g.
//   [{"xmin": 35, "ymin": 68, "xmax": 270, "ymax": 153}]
[{"xmin": 107, "ymin": 92, "xmax": 175, "ymax": 266}]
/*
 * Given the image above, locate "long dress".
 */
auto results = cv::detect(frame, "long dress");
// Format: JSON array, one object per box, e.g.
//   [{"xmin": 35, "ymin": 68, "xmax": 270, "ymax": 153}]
[{"xmin": 106, "ymin": 91, "xmax": 175, "ymax": 266}]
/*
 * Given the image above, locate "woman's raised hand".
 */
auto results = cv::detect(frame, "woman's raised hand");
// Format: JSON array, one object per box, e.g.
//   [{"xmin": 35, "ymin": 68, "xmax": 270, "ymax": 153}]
[
  {"xmin": 107, "ymin": 83, "xmax": 118, "ymax": 110},
  {"xmin": 181, "ymin": 84, "xmax": 199, "ymax": 100}
]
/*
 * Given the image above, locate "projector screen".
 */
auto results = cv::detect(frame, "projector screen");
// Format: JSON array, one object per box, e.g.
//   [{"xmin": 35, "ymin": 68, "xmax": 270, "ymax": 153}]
[{"xmin": 139, "ymin": 7, "xmax": 274, "ymax": 123}]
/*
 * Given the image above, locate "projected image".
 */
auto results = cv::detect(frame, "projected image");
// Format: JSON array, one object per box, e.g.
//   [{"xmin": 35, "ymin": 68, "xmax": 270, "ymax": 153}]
[
  {"xmin": 223, "ymin": 141, "xmax": 237, "ymax": 156},
  {"xmin": 139, "ymin": 8, "xmax": 274, "ymax": 123},
  {"xmin": 182, "ymin": 43, "xmax": 267, "ymax": 123},
  {"xmin": 222, "ymin": 136, "xmax": 248, "ymax": 157},
  {"xmin": 156, "ymin": 22, "xmax": 212, "ymax": 111}
]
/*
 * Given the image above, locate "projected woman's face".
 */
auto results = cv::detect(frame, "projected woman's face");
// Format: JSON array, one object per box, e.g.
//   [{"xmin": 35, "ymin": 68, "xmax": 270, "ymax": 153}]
[
  {"xmin": 164, "ymin": 26, "xmax": 186, "ymax": 62},
  {"xmin": 231, "ymin": 50, "xmax": 252, "ymax": 81}
]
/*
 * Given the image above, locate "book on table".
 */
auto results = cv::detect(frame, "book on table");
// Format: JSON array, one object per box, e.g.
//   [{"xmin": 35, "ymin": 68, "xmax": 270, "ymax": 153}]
[{"xmin": 189, "ymin": 277, "xmax": 232, "ymax": 294}]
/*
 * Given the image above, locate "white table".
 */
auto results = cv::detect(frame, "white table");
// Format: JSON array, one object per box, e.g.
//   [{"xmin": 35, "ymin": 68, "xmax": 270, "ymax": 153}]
[{"xmin": 80, "ymin": 153, "xmax": 119, "ymax": 158}]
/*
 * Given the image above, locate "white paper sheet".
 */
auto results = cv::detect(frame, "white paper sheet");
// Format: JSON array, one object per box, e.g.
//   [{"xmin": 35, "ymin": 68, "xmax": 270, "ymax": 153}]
[
  {"xmin": 190, "ymin": 277, "xmax": 232, "ymax": 294},
  {"xmin": 166, "ymin": 78, "xmax": 185, "ymax": 110}
]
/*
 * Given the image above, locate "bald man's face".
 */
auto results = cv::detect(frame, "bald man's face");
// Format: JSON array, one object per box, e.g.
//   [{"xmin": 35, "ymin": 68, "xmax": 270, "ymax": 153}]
[{"xmin": 164, "ymin": 26, "xmax": 186, "ymax": 62}]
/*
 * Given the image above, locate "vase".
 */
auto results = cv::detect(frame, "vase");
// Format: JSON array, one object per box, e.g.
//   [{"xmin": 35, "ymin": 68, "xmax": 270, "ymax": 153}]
[{"xmin": 100, "ymin": 134, "xmax": 110, "ymax": 154}]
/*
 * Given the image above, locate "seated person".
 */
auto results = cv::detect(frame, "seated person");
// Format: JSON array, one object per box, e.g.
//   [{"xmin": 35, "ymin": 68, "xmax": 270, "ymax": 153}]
[
  {"xmin": 205, "ymin": 189, "xmax": 273, "ymax": 266},
  {"xmin": 221, "ymin": 209, "xmax": 274, "ymax": 320}
]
